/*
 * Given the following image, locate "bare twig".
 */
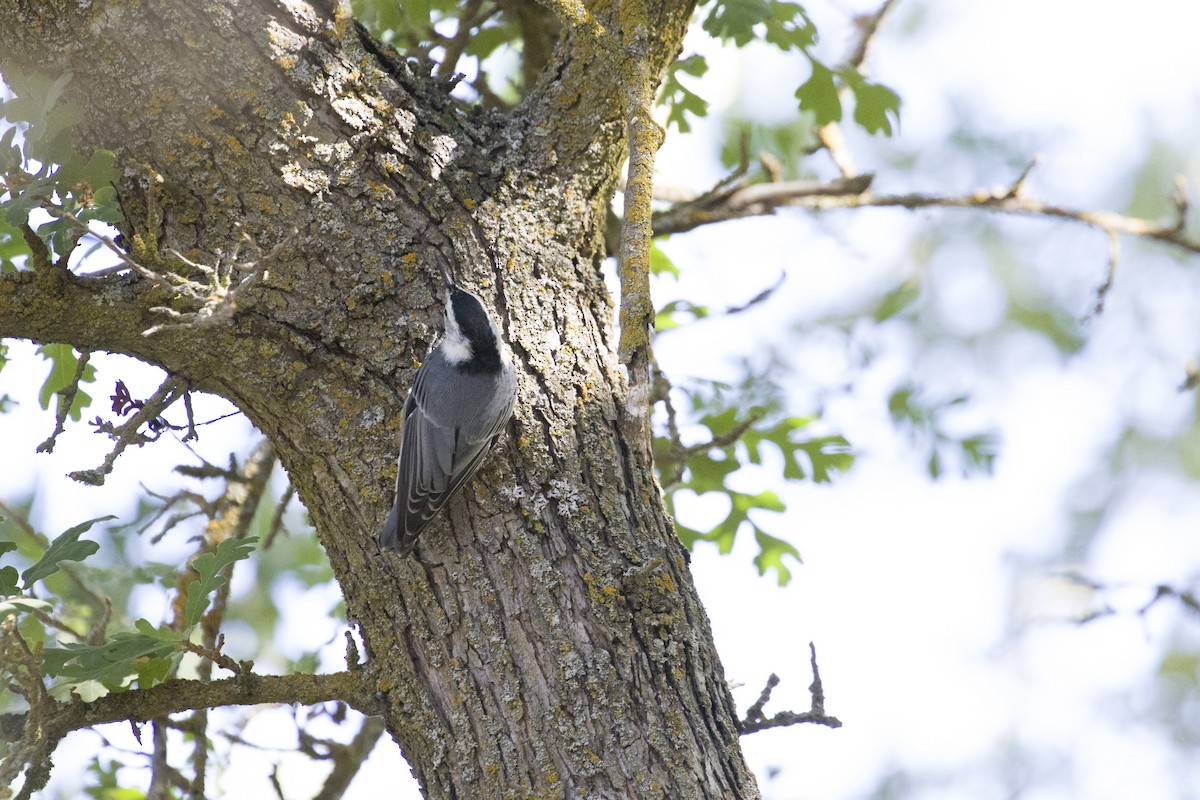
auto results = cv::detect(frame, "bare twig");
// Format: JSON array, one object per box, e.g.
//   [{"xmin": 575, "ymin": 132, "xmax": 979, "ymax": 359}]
[
  {"xmin": 179, "ymin": 636, "xmax": 243, "ymax": 676},
  {"xmin": 182, "ymin": 391, "xmax": 198, "ymax": 442},
  {"xmin": 848, "ymin": 0, "xmax": 900, "ymax": 69},
  {"xmin": 144, "ymin": 228, "xmax": 291, "ymax": 336},
  {"xmin": 1092, "ymin": 228, "xmax": 1121, "ymax": 316},
  {"xmin": 46, "ymin": 205, "xmax": 168, "ymax": 287},
  {"xmin": 37, "ymin": 347, "xmax": 91, "ymax": 454},
  {"xmin": 434, "ymin": 0, "xmax": 501, "ymax": 81},
  {"xmin": 1181, "ymin": 360, "xmax": 1200, "ymax": 392},
  {"xmin": 312, "ymin": 715, "xmax": 387, "ymax": 800},
  {"xmin": 1061, "ymin": 573, "xmax": 1200, "ymax": 624},
  {"xmin": 652, "ymin": 174, "xmax": 875, "ymax": 236},
  {"xmin": 739, "ymin": 643, "xmax": 842, "ymax": 734},
  {"xmin": 722, "ymin": 272, "xmax": 786, "ymax": 316},
  {"xmin": 0, "ymin": 671, "xmax": 380, "ymax": 746},
  {"xmin": 69, "ymin": 376, "xmax": 188, "ymax": 485},
  {"xmin": 264, "ymin": 484, "xmax": 295, "ymax": 549},
  {"xmin": 653, "ymin": 168, "xmax": 1200, "ymax": 299}
]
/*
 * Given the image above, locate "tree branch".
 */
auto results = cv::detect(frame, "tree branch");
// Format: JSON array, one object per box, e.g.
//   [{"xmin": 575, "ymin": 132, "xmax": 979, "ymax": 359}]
[
  {"xmin": 653, "ymin": 171, "xmax": 1200, "ymax": 260},
  {"xmin": 69, "ymin": 375, "xmax": 188, "ymax": 486},
  {"xmin": 0, "ymin": 671, "xmax": 380, "ymax": 746},
  {"xmin": 739, "ymin": 642, "xmax": 842, "ymax": 734},
  {"xmin": 312, "ymin": 715, "xmax": 387, "ymax": 800},
  {"xmin": 652, "ymin": 174, "xmax": 875, "ymax": 236}
]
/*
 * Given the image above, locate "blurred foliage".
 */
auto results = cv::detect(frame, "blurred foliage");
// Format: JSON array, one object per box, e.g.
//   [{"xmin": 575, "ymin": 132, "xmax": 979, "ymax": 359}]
[
  {"xmin": 0, "ymin": 505, "xmax": 263, "ymax": 700},
  {"xmin": 698, "ymin": 0, "xmax": 899, "ymax": 135},
  {"xmin": 887, "ymin": 384, "xmax": 997, "ymax": 478},
  {"xmin": 720, "ymin": 117, "xmax": 821, "ymax": 180},
  {"xmin": 83, "ymin": 758, "xmax": 146, "ymax": 800},
  {"xmin": 0, "ymin": 68, "xmax": 122, "ymax": 258},
  {"xmin": 655, "ymin": 370, "xmax": 852, "ymax": 585},
  {"xmin": 661, "ymin": 55, "xmax": 710, "ymax": 133}
]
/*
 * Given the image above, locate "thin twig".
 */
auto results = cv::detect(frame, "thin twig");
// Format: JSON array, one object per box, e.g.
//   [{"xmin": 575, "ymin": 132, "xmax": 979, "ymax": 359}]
[
  {"xmin": 69, "ymin": 376, "xmax": 188, "ymax": 485},
  {"xmin": 434, "ymin": 0, "xmax": 488, "ymax": 80},
  {"xmin": 36, "ymin": 347, "xmax": 91, "ymax": 454},
  {"xmin": 46, "ymin": 206, "xmax": 167, "ymax": 285},
  {"xmin": 813, "ymin": 0, "xmax": 901, "ymax": 177},
  {"xmin": 312, "ymin": 715, "xmax": 387, "ymax": 800},
  {"xmin": 848, "ymin": 0, "xmax": 900, "ymax": 69},
  {"xmin": 652, "ymin": 174, "xmax": 874, "ymax": 236},
  {"xmin": 739, "ymin": 643, "xmax": 842, "ymax": 734}
]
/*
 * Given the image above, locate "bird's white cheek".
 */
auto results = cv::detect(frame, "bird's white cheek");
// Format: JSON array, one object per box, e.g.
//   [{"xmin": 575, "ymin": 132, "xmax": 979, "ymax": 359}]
[{"xmin": 441, "ymin": 336, "xmax": 473, "ymax": 365}]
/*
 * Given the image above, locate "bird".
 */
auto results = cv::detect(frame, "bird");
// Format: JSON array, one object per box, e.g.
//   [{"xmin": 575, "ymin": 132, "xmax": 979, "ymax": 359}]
[{"xmin": 379, "ymin": 275, "xmax": 518, "ymax": 555}]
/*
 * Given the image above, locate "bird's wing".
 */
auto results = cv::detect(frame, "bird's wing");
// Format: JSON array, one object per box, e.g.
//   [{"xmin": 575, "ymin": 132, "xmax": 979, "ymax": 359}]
[{"xmin": 392, "ymin": 367, "xmax": 514, "ymax": 549}]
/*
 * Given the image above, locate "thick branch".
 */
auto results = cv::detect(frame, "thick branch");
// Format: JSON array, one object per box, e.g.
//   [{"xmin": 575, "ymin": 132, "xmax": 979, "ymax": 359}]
[
  {"xmin": 0, "ymin": 671, "xmax": 379, "ymax": 745},
  {"xmin": 653, "ymin": 174, "xmax": 875, "ymax": 235},
  {"xmin": 653, "ymin": 175, "xmax": 1200, "ymax": 257}
]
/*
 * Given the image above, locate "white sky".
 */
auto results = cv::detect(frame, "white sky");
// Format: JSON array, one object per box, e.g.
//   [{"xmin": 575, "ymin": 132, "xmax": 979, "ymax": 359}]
[{"xmin": 5, "ymin": 1, "xmax": 1200, "ymax": 798}]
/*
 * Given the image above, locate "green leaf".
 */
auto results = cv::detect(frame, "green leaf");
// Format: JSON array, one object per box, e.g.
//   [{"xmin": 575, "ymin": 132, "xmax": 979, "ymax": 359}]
[
  {"xmin": 702, "ymin": 0, "xmax": 772, "ymax": 45},
  {"xmin": 36, "ymin": 343, "xmax": 96, "ymax": 421},
  {"xmin": 21, "ymin": 515, "xmax": 113, "ymax": 588},
  {"xmin": 795, "ymin": 59, "xmax": 841, "ymax": 125},
  {"xmin": 183, "ymin": 536, "xmax": 259, "ymax": 627},
  {"xmin": 0, "ymin": 217, "xmax": 29, "ymax": 272},
  {"xmin": 0, "ymin": 596, "xmax": 52, "ymax": 616},
  {"xmin": 464, "ymin": 21, "xmax": 520, "ymax": 60},
  {"xmin": 763, "ymin": 1, "xmax": 816, "ymax": 50},
  {"xmin": 734, "ymin": 489, "xmax": 785, "ymax": 514},
  {"xmin": 753, "ymin": 529, "xmax": 802, "ymax": 586},
  {"xmin": 84, "ymin": 758, "xmax": 148, "ymax": 800},
  {"xmin": 660, "ymin": 55, "xmax": 710, "ymax": 132},
  {"xmin": 54, "ymin": 148, "xmax": 118, "ymax": 190},
  {"xmin": 720, "ymin": 117, "xmax": 820, "ymax": 180},
  {"xmin": 888, "ymin": 384, "xmax": 919, "ymax": 425},
  {"xmin": 685, "ymin": 452, "xmax": 740, "ymax": 494},
  {"xmin": 874, "ymin": 275, "xmax": 922, "ymax": 322},
  {"xmin": 43, "ymin": 627, "xmax": 180, "ymax": 694},
  {"xmin": 0, "ymin": 566, "xmax": 18, "ymax": 596},
  {"xmin": 656, "ymin": 299, "xmax": 711, "ymax": 332},
  {"xmin": 960, "ymin": 434, "xmax": 999, "ymax": 475},
  {"xmin": 795, "ymin": 435, "xmax": 853, "ymax": 482},
  {"xmin": 650, "ymin": 242, "xmax": 680, "ymax": 278},
  {"xmin": 1009, "ymin": 303, "xmax": 1085, "ymax": 354},
  {"xmin": 849, "ymin": 76, "xmax": 901, "ymax": 136}
]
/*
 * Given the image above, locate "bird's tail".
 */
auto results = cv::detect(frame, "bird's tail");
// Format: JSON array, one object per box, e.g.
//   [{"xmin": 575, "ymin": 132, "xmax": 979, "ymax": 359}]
[{"xmin": 378, "ymin": 502, "xmax": 414, "ymax": 555}]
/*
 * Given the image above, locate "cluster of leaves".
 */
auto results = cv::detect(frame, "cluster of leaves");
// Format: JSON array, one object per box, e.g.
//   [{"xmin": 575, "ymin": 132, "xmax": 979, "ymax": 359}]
[
  {"xmin": 655, "ymin": 376, "xmax": 853, "ymax": 585},
  {"xmin": 0, "ymin": 68, "xmax": 121, "ymax": 259},
  {"xmin": 888, "ymin": 383, "xmax": 998, "ymax": 478},
  {"xmin": 352, "ymin": 0, "xmax": 524, "ymax": 101},
  {"xmin": 1, "ymin": 509, "xmax": 258, "ymax": 701},
  {"xmin": 661, "ymin": 0, "xmax": 900, "ymax": 135}
]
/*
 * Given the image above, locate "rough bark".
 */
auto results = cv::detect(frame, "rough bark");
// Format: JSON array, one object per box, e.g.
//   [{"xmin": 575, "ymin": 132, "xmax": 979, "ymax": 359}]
[{"xmin": 0, "ymin": 1, "xmax": 760, "ymax": 797}]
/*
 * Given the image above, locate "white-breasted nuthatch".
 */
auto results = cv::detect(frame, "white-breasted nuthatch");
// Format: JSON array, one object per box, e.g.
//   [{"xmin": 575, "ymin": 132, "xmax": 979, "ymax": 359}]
[{"xmin": 379, "ymin": 277, "xmax": 518, "ymax": 554}]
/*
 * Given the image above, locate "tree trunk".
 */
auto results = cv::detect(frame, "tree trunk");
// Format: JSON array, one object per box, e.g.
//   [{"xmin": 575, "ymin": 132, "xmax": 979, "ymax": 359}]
[{"xmin": 0, "ymin": 2, "xmax": 760, "ymax": 797}]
